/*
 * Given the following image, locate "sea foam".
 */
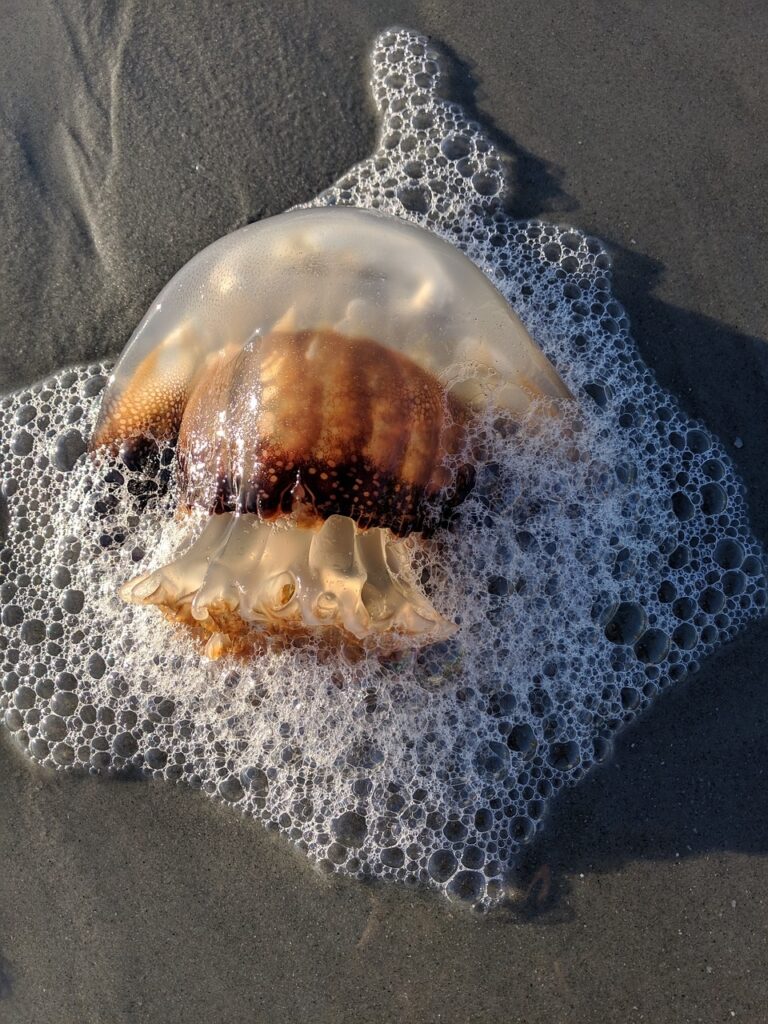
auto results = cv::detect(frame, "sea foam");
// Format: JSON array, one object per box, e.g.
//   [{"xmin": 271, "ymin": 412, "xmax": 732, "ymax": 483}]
[{"xmin": 0, "ymin": 27, "xmax": 764, "ymax": 907}]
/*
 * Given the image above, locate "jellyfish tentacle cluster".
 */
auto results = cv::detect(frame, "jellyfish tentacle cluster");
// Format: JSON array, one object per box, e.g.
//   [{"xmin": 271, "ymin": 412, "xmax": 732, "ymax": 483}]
[{"xmin": 91, "ymin": 206, "xmax": 569, "ymax": 655}]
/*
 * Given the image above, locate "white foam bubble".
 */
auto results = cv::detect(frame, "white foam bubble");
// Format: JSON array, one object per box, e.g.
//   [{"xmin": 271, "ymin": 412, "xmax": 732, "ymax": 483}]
[{"xmin": 0, "ymin": 27, "xmax": 765, "ymax": 907}]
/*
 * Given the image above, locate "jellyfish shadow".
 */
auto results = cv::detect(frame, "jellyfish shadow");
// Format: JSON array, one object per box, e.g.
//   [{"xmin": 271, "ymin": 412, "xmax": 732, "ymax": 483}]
[
  {"xmin": 434, "ymin": 40, "xmax": 579, "ymax": 222},
  {"xmin": 506, "ymin": 614, "xmax": 768, "ymax": 919},
  {"xmin": 433, "ymin": 38, "xmax": 768, "ymax": 538},
  {"xmin": 432, "ymin": 41, "xmax": 768, "ymax": 917}
]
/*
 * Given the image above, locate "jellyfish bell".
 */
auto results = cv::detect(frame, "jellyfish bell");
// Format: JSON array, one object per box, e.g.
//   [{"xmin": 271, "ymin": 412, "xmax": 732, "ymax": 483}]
[{"xmin": 90, "ymin": 206, "xmax": 571, "ymax": 657}]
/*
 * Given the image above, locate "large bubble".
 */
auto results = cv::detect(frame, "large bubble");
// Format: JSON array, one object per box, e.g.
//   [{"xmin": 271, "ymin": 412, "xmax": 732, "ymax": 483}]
[{"xmin": 0, "ymin": 27, "xmax": 765, "ymax": 907}]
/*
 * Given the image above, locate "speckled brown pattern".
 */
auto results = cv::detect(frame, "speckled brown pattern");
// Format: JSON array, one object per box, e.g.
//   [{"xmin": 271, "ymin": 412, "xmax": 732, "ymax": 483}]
[
  {"xmin": 90, "ymin": 338, "xmax": 191, "ymax": 452},
  {"xmin": 176, "ymin": 329, "xmax": 470, "ymax": 534}
]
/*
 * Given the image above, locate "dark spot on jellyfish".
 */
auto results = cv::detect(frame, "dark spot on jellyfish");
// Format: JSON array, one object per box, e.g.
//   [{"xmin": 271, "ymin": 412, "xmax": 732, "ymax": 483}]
[
  {"xmin": 722, "ymin": 570, "xmax": 746, "ymax": 597},
  {"xmin": 218, "ymin": 776, "xmax": 244, "ymax": 802},
  {"xmin": 381, "ymin": 846, "xmax": 405, "ymax": 868},
  {"xmin": 700, "ymin": 482, "xmax": 727, "ymax": 516},
  {"xmin": 447, "ymin": 869, "xmax": 485, "ymax": 903},
  {"xmin": 428, "ymin": 849, "xmax": 458, "ymax": 883},
  {"xmin": 507, "ymin": 724, "xmax": 538, "ymax": 759},
  {"xmin": 699, "ymin": 586, "xmax": 725, "ymax": 614},
  {"xmin": 634, "ymin": 628, "xmax": 669, "ymax": 664},
  {"xmin": 672, "ymin": 491, "xmax": 695, "ymax": 522},
  {"xmin": 54, "ymin": 429, "xmax": 87, "ymax": 472},
  {"xmin": 548, "ymin": 740, "xmax": 580, "ymax": 771},
  {"xmin": 657, "ymin": 580, "xmax": 676, "ymax": 603},
  {"xmin": 604, "ymin": 601, "xmax": 647, "ymax": 645},
  {"xmin": 673, "ymin": 622, "xmax": 697, "ymax": 650},
  {"xmin": 113, "ymin": 732, "xmax": 138, "ymax": 758},
  {"xmin": 668, "ymin": 545, "xmax": 690, "ymax": 570},
  {"xmin": 714, "ymin": 539, "xmax": 744, "ymax": 569},
  {"xmin": 397, "ymin": 185, "xmax": 430, "ymax": 214},
  {"xmin": 584, "ymin": 381, "xmax": 611, "ymax": 409},
  {"xmin": 331, "ymin": 810, "xmax": 367, "ymax": 848}
]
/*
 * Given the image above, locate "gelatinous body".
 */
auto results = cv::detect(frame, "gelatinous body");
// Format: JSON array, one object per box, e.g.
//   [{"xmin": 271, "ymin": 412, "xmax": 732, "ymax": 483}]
[{"xmin": 92, "ymin": 207, "xmax": 570, "ymax": 654}]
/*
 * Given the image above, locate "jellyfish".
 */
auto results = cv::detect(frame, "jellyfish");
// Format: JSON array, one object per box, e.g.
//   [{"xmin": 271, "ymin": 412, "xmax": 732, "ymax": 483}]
[{"xmin": 91, "ymin": 207, "xmax": 570, "ymax": 657}]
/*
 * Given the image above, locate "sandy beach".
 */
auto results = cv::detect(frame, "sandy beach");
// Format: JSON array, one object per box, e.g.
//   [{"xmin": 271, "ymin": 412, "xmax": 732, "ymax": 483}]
[{"xmin": 1, "ymin": 1, "xmax": 767, "ymax": 1021}]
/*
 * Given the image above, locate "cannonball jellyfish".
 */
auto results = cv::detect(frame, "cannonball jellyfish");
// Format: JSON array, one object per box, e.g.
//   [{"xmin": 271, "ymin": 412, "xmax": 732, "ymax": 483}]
[{"xmin": 91, "ymin": 206, "xmax": 571, "ymax": 657}]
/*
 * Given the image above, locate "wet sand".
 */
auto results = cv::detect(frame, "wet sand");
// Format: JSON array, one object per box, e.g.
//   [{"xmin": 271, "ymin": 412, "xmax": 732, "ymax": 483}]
[{"xmin": 2, "ymin": 1, "xmax": 768, "ymax": 1021}]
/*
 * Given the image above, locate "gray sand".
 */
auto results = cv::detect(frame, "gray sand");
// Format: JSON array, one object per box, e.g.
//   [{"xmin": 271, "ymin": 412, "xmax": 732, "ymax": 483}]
[{"xmin": 2, "ymin": 1, "xmax": 768, "ymax": 1021}]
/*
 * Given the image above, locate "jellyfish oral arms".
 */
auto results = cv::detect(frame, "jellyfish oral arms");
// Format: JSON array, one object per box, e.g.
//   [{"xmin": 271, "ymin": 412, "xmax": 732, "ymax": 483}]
[{"xmin": 90, "ymin": 207, "xmax": 571, "ymax": 655}]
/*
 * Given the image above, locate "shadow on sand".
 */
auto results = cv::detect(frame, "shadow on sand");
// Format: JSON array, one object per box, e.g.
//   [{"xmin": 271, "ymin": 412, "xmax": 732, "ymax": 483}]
[{"xmin": 435, "ymin": 41, "xmax": 768, "ymax": 920}]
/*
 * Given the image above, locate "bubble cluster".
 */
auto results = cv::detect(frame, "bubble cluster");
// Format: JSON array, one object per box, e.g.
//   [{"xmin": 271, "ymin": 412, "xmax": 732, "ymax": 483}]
[{"xmin": 0, "ymin": 28, "xmax": 765, "ymax": 907}]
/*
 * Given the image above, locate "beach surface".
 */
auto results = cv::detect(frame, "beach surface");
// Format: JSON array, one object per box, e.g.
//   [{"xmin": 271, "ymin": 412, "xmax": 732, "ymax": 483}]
[{"xmin": 1, "ymin": 1, "xmax": 767, "ymax": 1021}]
